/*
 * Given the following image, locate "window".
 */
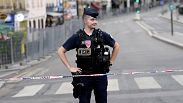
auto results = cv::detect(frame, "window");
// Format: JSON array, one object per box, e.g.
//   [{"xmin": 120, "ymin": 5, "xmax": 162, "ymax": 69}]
[
  {"xmin": 38, "ymin": 19, "xmax": 40, "ymax": 29},
  {"xmin": 33, "ymin": 20, "xmax": 36, "ymax": 28},
  {"xmin": 41, "ymin": 19, "xmax": 44, "ymax": 28},
  {"xmin": 29, "ymin": 21, "xmax": 32, "ymax": 28}
]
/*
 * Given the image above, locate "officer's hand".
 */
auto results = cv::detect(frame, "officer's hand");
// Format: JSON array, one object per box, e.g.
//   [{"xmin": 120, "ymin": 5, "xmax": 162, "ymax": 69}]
[{"xmin": 69, "ymin": 67, "xmax": 82, "ymax": 74}]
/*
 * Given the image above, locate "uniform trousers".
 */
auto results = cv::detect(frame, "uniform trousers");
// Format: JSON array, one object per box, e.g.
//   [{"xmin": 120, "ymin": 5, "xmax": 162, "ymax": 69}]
[{"xmin": 78, "ymin": 75, "xmax": 108, "ymax": 103}]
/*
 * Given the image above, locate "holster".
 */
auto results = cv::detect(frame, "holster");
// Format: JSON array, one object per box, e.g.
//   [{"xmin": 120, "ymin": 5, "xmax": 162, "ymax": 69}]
[{"xmin": 71, "ymin": 77, "xmax": 84, "ymax": 98}]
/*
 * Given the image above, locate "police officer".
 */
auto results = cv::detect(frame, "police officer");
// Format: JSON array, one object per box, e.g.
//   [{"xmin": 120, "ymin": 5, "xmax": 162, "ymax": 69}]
[{"xmin": 58, "ymin": 7, "xmax": 120, "ymax": 103}]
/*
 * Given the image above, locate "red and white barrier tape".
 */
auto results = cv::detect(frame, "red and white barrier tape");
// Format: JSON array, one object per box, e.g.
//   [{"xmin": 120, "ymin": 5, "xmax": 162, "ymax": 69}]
[{"xmin": 1, "ymin": 69, "xmax": 183, "ymax": 81}]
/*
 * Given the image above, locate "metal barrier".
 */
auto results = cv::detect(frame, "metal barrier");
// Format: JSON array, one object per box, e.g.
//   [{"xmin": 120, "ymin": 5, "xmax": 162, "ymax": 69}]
[
  {"xmin": 0, "ymin": 18, "xmax": 82, "ymax": 68},
  {"xmin": 0, "ymin": 39, "xmax": 11, "ymax": 65},
  {"xmin": 26, "ymin": 19, "xmax": 82, "ymax": 62},
  {"xmin": 0, "ymin": 32, "xmax": 24, "ymax": 66}
]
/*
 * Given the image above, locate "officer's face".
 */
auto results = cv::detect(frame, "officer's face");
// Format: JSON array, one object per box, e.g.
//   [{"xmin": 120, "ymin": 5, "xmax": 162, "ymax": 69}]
[{"xmin": 84, "ymin": 15, "xmax": 98, "ymax": 29}]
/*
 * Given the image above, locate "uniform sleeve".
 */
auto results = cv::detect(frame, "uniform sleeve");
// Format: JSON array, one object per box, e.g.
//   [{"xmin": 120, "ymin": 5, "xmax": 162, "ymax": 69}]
[
  {"xmin": 62, "ymin": 34, "xmax": 79, "ymax": 51},
  {"xmin": 102, "ymin": 32, "xmax": 116, "ymax": 47}
]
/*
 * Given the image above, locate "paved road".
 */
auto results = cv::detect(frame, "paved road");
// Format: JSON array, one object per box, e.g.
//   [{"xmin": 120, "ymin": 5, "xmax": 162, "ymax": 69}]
[
  {"xmin": 142, "ymin": 9, "xmax": 183, "ymax": 34},
  {"xmin": 1, "ymin": 7, "xmax": 183, "ymax": 103},
  {"xmin": 1, "ymin": 72, "xmax": 183, "ymax": 103}
]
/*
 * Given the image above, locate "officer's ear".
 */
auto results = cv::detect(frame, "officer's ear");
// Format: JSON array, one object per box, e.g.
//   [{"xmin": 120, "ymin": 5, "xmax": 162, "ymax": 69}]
[
  {"xmin": 82, "ymin": 15, "xmax": 86, "ymax": 23},
  {"xmin": 83, "ymin": 15, "xmax": 90, "ymax": 24},
  {"xmin": 82, "ymin": 15, "xmax": 88, "ymax": 20}
]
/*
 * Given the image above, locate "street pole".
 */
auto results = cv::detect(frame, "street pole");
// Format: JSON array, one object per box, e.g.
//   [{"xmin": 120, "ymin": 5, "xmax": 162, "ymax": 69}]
[
  {"xmin": 76, "ymin": 0, "xmax": 79, "ymax": 19},
  {"xmin": 10, "ymin": 13, "xmax": 15, "ymax": 64},
  {"xmin": 160, "ymin": 0, "xmax": 164, "ymax": 14},
  {"xmin": 10, "ymin": 31, "xmax": 14, "ymax": 64},
  {"xmin": 62, "ymin": 0, "xmax": 67, "ymax": 39},
  {"xmin": 169, "ymin": 0, "xmax": 174, "ymax": 36},
  {"xmin": 170, "ymin": 9, "xmax": 174, "ymax": 36},
  {"xmin": 62, "ymin": 0, "xmax": 65, "ymax": 24}
]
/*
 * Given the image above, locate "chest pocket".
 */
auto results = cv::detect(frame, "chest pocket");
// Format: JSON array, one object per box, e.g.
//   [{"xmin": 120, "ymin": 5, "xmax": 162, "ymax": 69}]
[
  {"xmin": 77, "ymin": 48, "xmax": 91, "ymax": 56},
  {"xmin": 76, "ymin": 31, "xmax": 94, "ymax": 69}
]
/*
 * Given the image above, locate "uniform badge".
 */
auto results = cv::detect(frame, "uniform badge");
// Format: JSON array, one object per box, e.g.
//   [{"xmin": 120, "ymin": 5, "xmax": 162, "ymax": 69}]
[{"xmin": 85, "ymin": 40, "xmax": 91, "ymax": 48}]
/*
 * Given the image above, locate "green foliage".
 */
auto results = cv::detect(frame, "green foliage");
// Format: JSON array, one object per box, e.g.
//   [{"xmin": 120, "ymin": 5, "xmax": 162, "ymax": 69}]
[{"xmin": 0, "ymin": 31, "xmax": 24, "ymax": 64}]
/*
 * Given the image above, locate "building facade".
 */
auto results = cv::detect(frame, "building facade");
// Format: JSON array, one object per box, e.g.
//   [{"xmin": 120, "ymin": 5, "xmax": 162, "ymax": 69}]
[
  {"xmin": 0, "ymin": 0, "xmax": 46, "ymax": 30},
  {"xmin": 26, "ymin": 0, "xmax": 46, "ymax": 29}
]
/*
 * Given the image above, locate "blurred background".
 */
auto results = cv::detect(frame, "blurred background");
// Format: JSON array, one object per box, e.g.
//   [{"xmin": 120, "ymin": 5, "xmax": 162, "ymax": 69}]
[{"xmin": 0, "ymin": 0, "xmax": 183, "ymax": 69}]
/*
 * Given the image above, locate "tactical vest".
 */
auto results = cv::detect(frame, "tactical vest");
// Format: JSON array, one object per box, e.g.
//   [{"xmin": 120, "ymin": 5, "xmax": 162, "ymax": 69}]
[{"xmin": 75, "ymin": 29, "xmax": 110, "ymax": 74}]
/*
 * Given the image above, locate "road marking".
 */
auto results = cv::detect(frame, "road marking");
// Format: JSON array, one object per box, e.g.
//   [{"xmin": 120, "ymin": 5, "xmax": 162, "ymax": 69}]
[
  {"xmin": 134, "ymin": 77, "xmax": 161, "ymax": 89},
  {"xmin": 55, "ymin": 79, "xmax": 120, "ymax": 94},
  {"xmin": 140, "ymin": 21, "xmax": 154, "ymax": 30},
  {"xmin": 172, "ymin": 75, "xmax": 183, "ymax": 86},
  {"xmin": 108, "ymin": 79, "xmax": 119, "ymax": 91},
  {"xmin": 45, "ymin": 83, "xmax": 62, "ymax": 95},
  {"xmin": 9, "ymin": 75, "xmax": 183, "ymax": 98},
  {"xmin": 136, "ymin": 21, "xmax": 153, "ymax": 36},
  {"xmin": 55, "ymin": 82, "xmax": 73, "ymax": 94},
  {"xmin": 12, "ymin": 84, "xmax": 45, "ymax": 97}
]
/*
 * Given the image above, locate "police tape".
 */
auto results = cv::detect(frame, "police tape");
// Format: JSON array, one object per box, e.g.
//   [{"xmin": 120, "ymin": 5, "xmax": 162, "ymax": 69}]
[{"xmin": 1, "ymin": 69, "xmax": 183, "ymax": 81}]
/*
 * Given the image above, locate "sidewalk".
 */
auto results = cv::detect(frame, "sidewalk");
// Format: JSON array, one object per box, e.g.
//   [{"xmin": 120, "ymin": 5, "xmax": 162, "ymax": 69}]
[
  {"xmin": 137, "ymin": 12, "xmax": 183, "ymax": 49},
  {"xmin": 159, "ymin": 11, "xmax": 183, "ymax": 24},
  {"xmin": 0, "ymin": 55, "xmax": 52, "ymax": 88}
]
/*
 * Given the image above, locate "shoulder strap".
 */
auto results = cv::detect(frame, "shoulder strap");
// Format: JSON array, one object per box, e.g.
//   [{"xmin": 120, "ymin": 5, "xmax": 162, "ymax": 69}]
[
  {"xmin": 76, "ymin": 29, "xmax": 85, "ymax": 42},
  {"xmin": 95, "ymin": 29, "xmax": 104, "ymax": 47}
]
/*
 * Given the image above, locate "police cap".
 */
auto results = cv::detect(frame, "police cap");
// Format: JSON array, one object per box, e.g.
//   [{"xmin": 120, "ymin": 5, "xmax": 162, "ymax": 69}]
[{"xmin": 83, "ymin": 7, "xmax": 99, "ymax": 18}]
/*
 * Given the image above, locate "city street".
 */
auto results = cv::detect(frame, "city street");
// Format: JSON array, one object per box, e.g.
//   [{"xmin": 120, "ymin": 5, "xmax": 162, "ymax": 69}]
[{"xmin": 1, "ymin": 7, "xmax": 183, "ymax": 103}]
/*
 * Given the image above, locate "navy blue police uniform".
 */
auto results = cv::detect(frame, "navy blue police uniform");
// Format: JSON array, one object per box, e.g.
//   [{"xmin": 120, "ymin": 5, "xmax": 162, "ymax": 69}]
[{"xmin": 62, "ymin": 7, "xmax": 115, "ymax": 103}]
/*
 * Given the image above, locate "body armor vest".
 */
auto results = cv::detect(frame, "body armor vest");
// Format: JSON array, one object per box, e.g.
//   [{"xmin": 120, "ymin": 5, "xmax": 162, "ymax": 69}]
[{"xmin": 76, "ymin": 29, "xmax": 110, "ymax": 74}]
